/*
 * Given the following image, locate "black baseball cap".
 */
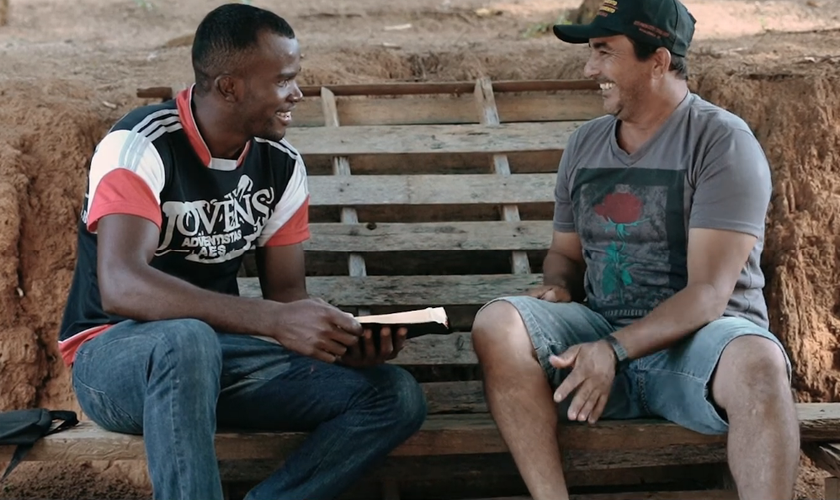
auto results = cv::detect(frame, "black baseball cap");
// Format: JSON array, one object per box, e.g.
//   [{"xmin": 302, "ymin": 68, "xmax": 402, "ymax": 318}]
[{"xmin": 553, "ymin": 0, "xmax": 696, "ymax": 57}]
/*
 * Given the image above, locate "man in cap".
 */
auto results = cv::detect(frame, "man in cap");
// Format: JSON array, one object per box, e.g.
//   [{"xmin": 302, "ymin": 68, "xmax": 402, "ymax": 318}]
[{"xmin": 470, "ymin": 1, "xmax": 799, "ymax": 499}]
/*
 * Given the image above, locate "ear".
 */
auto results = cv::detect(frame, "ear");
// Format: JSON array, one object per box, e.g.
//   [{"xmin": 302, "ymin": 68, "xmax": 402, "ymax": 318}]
[
  {"xmin": 214, "ymin": 75, "xmax": 240, "ymax": 103},
  {"xmin": 651, "ymin": 48, "xmax": 672, "ymax": 79}
]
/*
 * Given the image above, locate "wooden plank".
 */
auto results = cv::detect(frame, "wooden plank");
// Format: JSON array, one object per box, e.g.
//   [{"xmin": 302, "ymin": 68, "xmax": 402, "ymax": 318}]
[
  {"xmin": 302, "ymin": 252, "xmax": 546, "ymax": 286},
  {"xmin": 827, "ymin": 476, "xmax": 840, "ymax": 500},
  {"xmin": 304, "ymin": 151, "xmax": 563, "ymax": 177},
  {"xmin": 381, "ymin": 480, "xmax": 400, "ymax": 500},
  {"xmin": 804, "ymin": 442, "xmax": 840, "ymax": 478},
  {"xmin": 307, "ymin": 173, "xmax": 556, "ymax": 206},
  {"xmin": 305, "ymin": 221, "xmax": 552, "ymax": 252},
  {"xmin": 497, "ymin": 93, "xmax": 603, "ymax": 123},
  {"xmin": 332, "ymin": 475, "xmax": 729, "ymax": 500},
  {"xmin": 0, "ymin": 417, "xmax": 719, "ymax": 464},
  {"xmin": 481, "ymin": 493, "xmax": 737, "ymax": 500},
  {"xmin": 392, "ymin": 332, "xmax": 476, "ymax": 366},
  {"xmin": 423, "ymin": 381, "xmax": 486, "ymax": 414},
  {"xmin": 321, "ymin": 87, "xmax": 368, "ymax": 292},
  {"xmin": 800, "ymin": 405, "xmax": 840, "ymax": 441},
  {"xmin": 290, "ymin": 93, "xmax": 604, "ymax": 127},
  {"xmin": 220, "ymin": 459, "xmax": 727, "ymax": 489},
  {"xmin": 136, "ymin": 80, "xmax": 600, "ymax": 101},
  {"xmin": 284, "ymin": 122, "xmax": 582, "ymax": 156},
  {"xmin": 302, "ymin": 79, "xmax": 598, "ymax": 97},
  {"xmin": 0, "ymin": 0, "xmax": 8, "ymax": 27},
  {"xmin": 11, "ymin": 404, "xmax": 838, "ymax": 464},
  {"xmin": 475, "ymin": 77, "xmax": 530, "ymax": 276},
  {"xmin": 238, "ymin": 275, "xmax": 543, "ymax": 307}
]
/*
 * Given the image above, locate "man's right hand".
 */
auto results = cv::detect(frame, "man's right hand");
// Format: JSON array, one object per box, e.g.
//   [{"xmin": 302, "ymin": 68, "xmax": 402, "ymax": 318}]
[
  {"xmin": 526, "ymin": 285, "xmax": 572, "ymax": 303},
  {"xmin": 269, "ymin": 298, "xmax": 363, "ymax": 363}
]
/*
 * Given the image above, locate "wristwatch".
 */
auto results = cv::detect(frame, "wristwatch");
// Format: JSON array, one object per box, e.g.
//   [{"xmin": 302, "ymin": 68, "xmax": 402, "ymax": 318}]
[{"xmin": 603, "ymin": 334, "xmax": 630, "ymax": 372}]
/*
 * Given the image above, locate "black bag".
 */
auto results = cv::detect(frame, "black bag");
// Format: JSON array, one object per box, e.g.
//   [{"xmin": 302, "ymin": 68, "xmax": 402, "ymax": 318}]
[{"xmin": 0, "ymin": 409, "xmax": 78, "ymax": 482}]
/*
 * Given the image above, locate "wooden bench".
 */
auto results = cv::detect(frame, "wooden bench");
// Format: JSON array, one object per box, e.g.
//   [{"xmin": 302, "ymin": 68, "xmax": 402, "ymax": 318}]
[{"xmin": 4, "ymin": 78, "xmax": 840, "ymax": 499}]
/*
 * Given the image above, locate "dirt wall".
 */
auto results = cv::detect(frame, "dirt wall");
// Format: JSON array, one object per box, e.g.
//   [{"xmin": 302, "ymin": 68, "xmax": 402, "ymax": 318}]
[
  {"xmin": 693, "ymin": 69, "xmax": 840, "ymax": 403},
  {"xmin": 0, "ymin": 81, "xmax": 110, "ymax": 414}
]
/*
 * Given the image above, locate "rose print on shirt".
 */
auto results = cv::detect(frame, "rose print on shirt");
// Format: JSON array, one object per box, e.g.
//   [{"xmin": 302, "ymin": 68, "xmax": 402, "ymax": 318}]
[
  {"xmin": 594, "ymin": 192, "xmax": 646, "ymax": 238},
  {"xmin": 593, "ymin": 192, "xmax": 647, "ymax": 299}
]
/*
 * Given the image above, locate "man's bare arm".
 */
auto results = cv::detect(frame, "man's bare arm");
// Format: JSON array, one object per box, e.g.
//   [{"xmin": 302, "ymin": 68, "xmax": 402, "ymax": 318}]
[
  {"xmin": 97, "ymin": 214, "xmax": 275, "ymax": 333},
  {"xmin": 611, "ymin": 227, "xmax": 756, "ymax": 359},
  {"xmin": 255, "ymin": 244, "xmax": 309, "ymax": 303},
  {"xmin": 97, "ymin": 214, "xmax": 361, "ymax": 361},
  {"xmin": 541, "ymin": 230, "xmax": 587, "ymax": 302}
]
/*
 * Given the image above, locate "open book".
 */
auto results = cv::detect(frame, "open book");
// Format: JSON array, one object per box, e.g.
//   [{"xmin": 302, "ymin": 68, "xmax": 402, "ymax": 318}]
[
  {"xmin": 249, "ymin": 307, "xmax": 451, "ymax": 346},
  {"xmin": 357, "ymin": 307, "xmax": 451, "ymax": 339}
]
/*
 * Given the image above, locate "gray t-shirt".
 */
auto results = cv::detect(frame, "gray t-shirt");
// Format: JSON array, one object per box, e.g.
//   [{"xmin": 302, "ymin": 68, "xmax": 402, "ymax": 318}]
[{"xmin": 554, "ymin": 92, "xmax": 771, "ymax": 329}]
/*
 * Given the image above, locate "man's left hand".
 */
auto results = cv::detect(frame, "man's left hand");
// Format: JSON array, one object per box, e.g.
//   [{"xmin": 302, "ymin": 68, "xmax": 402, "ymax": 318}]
[
  {"xmin": 340, "ymin": 326, "xmax": 408, "ymax": 368},
  {"xmin": 550, "ymin": 340, "xmax": 617, "ymax": 424}
]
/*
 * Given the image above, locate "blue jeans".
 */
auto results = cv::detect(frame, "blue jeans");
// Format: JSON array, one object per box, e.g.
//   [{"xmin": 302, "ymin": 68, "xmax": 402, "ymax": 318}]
[
  {"xmin": 485, "ymin": 297, "xmax": 792, "ymax": 435},
  {"xmin": 71, "ymin": 319, "xmax": 427, "ymax": 500}
]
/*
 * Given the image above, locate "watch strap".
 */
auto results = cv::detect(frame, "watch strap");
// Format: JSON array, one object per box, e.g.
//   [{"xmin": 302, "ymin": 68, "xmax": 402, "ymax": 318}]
[{"xmin": 603, "ymin": 334, "xmax": 630, "ymax": 371}]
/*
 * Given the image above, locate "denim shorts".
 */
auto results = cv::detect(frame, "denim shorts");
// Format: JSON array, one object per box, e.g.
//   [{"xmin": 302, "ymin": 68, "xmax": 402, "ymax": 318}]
[{"xmin": 483, "ymin": 296, "xmax": 792, "ymax": 435}]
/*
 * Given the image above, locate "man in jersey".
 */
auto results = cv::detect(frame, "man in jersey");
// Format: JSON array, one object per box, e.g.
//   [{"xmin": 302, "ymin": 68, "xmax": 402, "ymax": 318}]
[
  {"xmin": 470, "ymin": 1, "xmax": 798, "ymax": 499},
  {"xmin": 58, "ymin": 5, "xmax": 426, "ymax": 500}
]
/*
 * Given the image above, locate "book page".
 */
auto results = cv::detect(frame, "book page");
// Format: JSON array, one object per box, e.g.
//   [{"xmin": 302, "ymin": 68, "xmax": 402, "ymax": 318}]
[{"xmin": 356, "ymin": 307, "xmax": 448, "ymax": 325}]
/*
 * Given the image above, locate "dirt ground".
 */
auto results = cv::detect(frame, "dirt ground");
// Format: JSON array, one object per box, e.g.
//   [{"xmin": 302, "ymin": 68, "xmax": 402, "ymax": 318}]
[{"xmin": 1, "ymin": 0, "xmax": 839, "ymax": 498}]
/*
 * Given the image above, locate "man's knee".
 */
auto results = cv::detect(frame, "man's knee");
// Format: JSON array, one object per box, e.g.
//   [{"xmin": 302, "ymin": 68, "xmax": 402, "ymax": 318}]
[
  {"xmin": 712, "ymin": 335, "xmax": 791, "ymax": 411},
  {"xmin": 471, "ymin": 299, "xmax": 532, "ymax": 360},
  {"xmin": 150, "ymin": 319, "xmax": 223, "ymax": 377},
  {"xmin": 368, "ymin": 365, "xmax": 427, "ymax": 435}
]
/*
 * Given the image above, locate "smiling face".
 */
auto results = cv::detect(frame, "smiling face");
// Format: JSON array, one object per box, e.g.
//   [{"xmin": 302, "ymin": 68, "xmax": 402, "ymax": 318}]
[
  {"xmin": 237, "ymin": 32, "xmax": 303, "ymax": 142},
  {"xmin": 583, "ymin": 35, "xmax": 657, "ymax": 121}
]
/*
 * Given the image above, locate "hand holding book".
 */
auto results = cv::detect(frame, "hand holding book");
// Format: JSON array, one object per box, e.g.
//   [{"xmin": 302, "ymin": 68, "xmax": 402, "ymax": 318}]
[{"xmin": 339, "ymin": 307, "xmax": 451, "ymax": 367}]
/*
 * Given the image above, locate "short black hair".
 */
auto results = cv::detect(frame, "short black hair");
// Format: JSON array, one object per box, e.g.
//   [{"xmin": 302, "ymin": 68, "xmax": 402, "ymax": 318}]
[
  {"xmin": 192, "ymin": 4, "xmax": 295, "ymax": 95},
  {"xmin": 629, "ymin": 38, "xmax": 689, "ymax": 80}
]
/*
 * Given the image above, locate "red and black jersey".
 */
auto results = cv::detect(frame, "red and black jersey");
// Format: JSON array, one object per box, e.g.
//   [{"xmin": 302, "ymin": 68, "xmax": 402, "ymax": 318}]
[{"xmin": 58, "ymin": 86, "xmax": 310, "ymax": 366}]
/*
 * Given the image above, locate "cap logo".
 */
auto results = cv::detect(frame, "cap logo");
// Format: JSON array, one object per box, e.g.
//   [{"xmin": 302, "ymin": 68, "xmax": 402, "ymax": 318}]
[
  {"xmin": 597, "ymin": 0, "xmax": 617, "ymax": 17},
  {"xmin": 633, "ymin": 20, "xmax": 672, "ymax": 40}
]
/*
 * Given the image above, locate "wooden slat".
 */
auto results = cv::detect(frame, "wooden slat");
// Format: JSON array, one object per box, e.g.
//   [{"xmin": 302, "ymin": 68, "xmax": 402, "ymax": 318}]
[
  {"xmin": 393, "ymin": 332, "xmax": 476, "ymax": 366},
  {"xmin": 423, "ymin": 381, "xmax": 485, "ymax": 414},
  {"xmin": 381, "ymin": 480, "xmax": 400, "ymax": 500},
  {"xmin": 306, "ymin": 221, "xmax": 552, "ymax": 252},
  {"xmin": 8, "ymin": 404, "xmax": 840, "ymax": 464},
  {"xmin": 321, "ymin": 88, "xmax": 369, "ymax": 301},
  {"xmin": 289, "ymin": 93, "xmax": 604, "ymax": 127},
  {"xmin": 483, "ymin": 493, "xmax": 737, "ymax": 500},
  {"xmin": 803, "ymin": 442, "xmax": 840, "ymax": 477},
  {"xmin": 136, "ymin": 85, "xmax": 602, "ymax": 127},
  {"xmin": 285, "ymin": 122, "xmax": 581, "ymax": 156},
  {"xmin": 304, "ymin": 151, "xmax": 563, "ymax": 177},
  {"xmin": 301, "ymin": 79, "xmax": 598, "ymax": 97},
  {"xmin": 496, "ymin": 93, "xmax": 602, "ymax": 123},
  {"xmin": 475, "ymin": 77, "xmax": 530, "ymax": 275},
  {"xmin": 238, "ymin": 275, "xmax": 542, "ymax": 307},
  {"xmin": 302, "ymin": 252, "xmax": 544, "ymax": 285},
  {"xmin": 137, "ymin": 86, "xmax": 174, "ymax": 99},
  {"xmin": 220, "ymin": 459, "xmax": 728, "ymax": 489},
  {"xmin": 137, "ymin": 79, "xmax": 600, "ymax": 101},
  {"xmin": 307, "ymin": 173, "xmax": 556, "ymax": 206},
  {"xmin": 828, "ymin": 476, "xmax": 840, "ymax": 500},
  {"xmin": 324, "ymin": 474, "xmax": 730, "ymax": 500}
]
